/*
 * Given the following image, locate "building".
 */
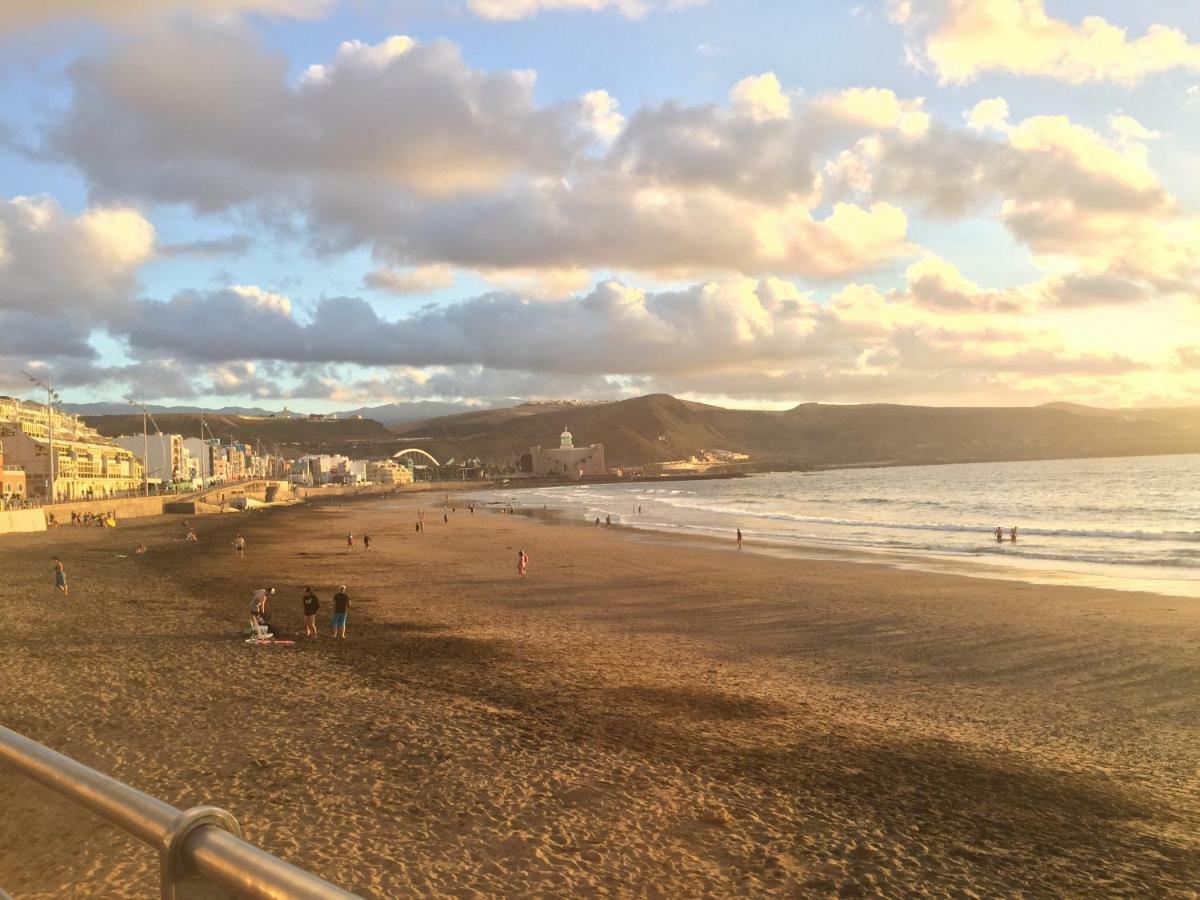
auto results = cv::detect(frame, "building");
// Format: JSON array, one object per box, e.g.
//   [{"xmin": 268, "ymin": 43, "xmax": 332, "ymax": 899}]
[
  {"xmin": 0, "ymin": 440, "xmax": 28, "ymax": 506},
  {"xmin": 182, "ymin": 438, "xmax": 224, "ymax": 486},
  {"xmin": 0, "ymin": 396, "xmax": 143, "ymax": 500},
  {"xmin": 527, "ymin": 427, "xmax": 606, "ymax": 480},
  {"xmin": 367, "ymin": 459, "xmax": 413, "ymax": 485},
  {"xmin": 113, "ymin": 433, "xmax": 186, "ymax": 486}
]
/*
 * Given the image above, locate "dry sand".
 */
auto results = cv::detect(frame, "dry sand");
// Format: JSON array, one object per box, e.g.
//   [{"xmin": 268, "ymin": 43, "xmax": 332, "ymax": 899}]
[{"xmin": 1, "ymin": 496, "xmax": 1198, "ymax": 897}]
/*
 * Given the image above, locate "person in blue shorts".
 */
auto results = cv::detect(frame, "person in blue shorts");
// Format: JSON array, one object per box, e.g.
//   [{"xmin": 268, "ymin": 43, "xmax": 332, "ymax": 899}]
[{"xmin": 331, "ymin": 585, "xmax": 350, "ymax": 638}]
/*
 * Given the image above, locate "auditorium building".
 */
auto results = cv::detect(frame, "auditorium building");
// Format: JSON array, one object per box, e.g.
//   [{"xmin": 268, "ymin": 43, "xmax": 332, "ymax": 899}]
[{"xmin": 526, "ymin": 428, "xmax": 606, "ymax": 480}]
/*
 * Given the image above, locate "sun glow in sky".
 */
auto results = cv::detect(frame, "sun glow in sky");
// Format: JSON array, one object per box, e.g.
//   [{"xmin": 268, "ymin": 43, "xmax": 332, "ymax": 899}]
[{"xmin": 0, "ymin": 0, "xmax": 1198, "ymax": 412}]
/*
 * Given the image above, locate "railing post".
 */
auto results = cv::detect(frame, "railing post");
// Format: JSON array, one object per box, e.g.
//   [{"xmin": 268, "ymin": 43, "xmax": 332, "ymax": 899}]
[{"xmin": 161, "ymin": 806, "xmax": 242, "ymax": 899}]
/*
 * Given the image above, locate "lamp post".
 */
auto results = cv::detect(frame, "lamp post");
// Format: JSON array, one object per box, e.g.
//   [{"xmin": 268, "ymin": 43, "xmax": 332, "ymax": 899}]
[
  {"xmin": 22, "ymin": 371, "xmax": 59, "ymax": 504},
  {"xmin": 125, "ymin": 397, "xmax": 151, "ymax": 497}
]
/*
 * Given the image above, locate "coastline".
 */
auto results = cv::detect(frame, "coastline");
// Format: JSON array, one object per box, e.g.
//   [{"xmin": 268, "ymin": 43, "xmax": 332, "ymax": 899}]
[
  {"xmin": 464, "ymin": 489, "xmax": 1200, "ymax": 601},
  {"xmin": 2, "ymin": 494, "xmax": 1197, "ymax": 896}
]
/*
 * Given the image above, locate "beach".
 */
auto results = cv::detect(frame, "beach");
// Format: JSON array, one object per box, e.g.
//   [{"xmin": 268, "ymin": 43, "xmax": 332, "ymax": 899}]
[{"xmin": 1, "ymin": 496, "xmax": 1198, "ymax": 897}]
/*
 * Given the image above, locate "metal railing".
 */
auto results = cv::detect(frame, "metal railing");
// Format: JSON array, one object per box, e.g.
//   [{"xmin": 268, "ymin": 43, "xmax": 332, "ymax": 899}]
[{"xmin": 0, "ymin": 726, "xmax": 359, "ymax": 899}]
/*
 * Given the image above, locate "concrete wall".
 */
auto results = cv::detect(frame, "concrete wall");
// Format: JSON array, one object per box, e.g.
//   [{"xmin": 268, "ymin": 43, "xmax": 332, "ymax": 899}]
[
  {"xmin": 48, "ymin": 496, "xmax": 164, "ymax": 520},
  {"xmin": 0, "ymin": 509, "xmax": 47, "ymax": 534}
]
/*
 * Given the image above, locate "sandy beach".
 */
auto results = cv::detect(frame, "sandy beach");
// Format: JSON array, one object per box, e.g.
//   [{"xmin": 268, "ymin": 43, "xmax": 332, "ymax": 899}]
[{"xmin": 1, "ymin": 495, "xmax": 1198, "ymax": 897}]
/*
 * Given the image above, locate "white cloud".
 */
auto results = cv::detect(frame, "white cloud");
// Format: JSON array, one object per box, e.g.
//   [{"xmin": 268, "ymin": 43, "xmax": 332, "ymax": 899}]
[
  {"xmin": 729, "ymin": 73, "xmax": 792, "ymax": 122},
  {"xmin": 965, "ymin": 97, "xmax": 1009, "ymax": 132},
  {"xmin": 47, "ymin": 33, "xmax": 915, "ymax": 280},
  {"xmin": 815, "ymin": 87, "xmax": 931, "ymax": 138},
  {"xmin": 0, "ymin": 0, "xmax": 332, "ymax": 28},
  {"xmin": 893, "ymin": 0, "xmax": 1200, "ymax": 85},
  {"xmin": 467, "ymin": 0, "xmax": 704, "ymax": 21},
  {"xmin": 364, "ymin": 265, "xmax": 456, "ymax": 295}
]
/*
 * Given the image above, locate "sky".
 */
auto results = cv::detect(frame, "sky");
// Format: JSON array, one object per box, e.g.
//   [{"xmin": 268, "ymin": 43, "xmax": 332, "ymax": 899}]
[{"xmin": 0, "ymin": 0, "xmax": 1198, "ymax": 412}]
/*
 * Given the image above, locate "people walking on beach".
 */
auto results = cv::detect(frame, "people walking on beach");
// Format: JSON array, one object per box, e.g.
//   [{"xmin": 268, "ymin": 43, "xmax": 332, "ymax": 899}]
[
  {"xmin": 233, "ymin": 533, "xmax": 246, "ymax": 557},
  {"xmin": 52, "ymin": 557, "xmax": 68, "ymax": 596},
  {"xmin": 1010, "ymin": 526, "xmax": 1018, "ymax": 542},
  {"xmin": 331, "ymin": 585, "xmax": 350, "ymax": 638},
  {"xmin": 995, "ymin": 527, "xmax": 1004, "ymax": 542},
  {"xmin": 517, "ymin": 549, "xmax": 529, "ymax": 576},
  {"xmin": 346, "ymin": 532, "xmax": 355, "ymax": 550},
  {"xmin": 737, "ymin": 528, "xmax": 743, "ymax": 550},
  {"xmin": 363, "ymin": 534, "xmax": 371, "ymax": 552},
  {"xmin": 302, "ymin": 586, "xmax": 320, "ymax": 637}
]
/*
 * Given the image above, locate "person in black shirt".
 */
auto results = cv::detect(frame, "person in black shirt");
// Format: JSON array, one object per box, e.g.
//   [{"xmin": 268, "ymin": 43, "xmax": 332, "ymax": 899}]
[
  {"xmin": 331, "ymin": 585, "xmax": 350, "ymax": 638},
  {"xmin": 302, "ymin": 586, "xmax": 320, "ymax": 637}
]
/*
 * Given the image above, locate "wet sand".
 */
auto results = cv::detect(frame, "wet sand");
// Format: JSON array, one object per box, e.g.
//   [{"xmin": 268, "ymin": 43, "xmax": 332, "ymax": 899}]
[{"xmin": 1, "ymin": 496, "xmax": 1198, "ymax": 896}]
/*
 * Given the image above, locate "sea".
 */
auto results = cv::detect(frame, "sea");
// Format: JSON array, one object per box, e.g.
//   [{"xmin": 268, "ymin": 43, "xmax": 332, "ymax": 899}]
[{"xmin": 466, "ymin": 454, "xmax": 1200, "ymax": 598}]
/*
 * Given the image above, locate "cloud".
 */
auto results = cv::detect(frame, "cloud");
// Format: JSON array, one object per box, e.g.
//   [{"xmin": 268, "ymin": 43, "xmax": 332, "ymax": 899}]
[
  {"xmin": 159, "ymin": 233, "xmax": 253, "ymax": 257},
  {"xmin": 466, "ymin": 0, "xmax": 704, "ymax": 21},
  {"xmin": 891, "ymin": 0, "xmax": 1200, "ymax": 85},
  {"xmin": 364, "ymin": 265, "xmax": 456, "ymax": 295},
  {"xmin": 814, "ymin": 87, "xmax": 931, "ymax": 138},
  {"xmin": 44, "ymin": 35, "xmax": 915, "ymax": 280},
  {"xmin": 0, "ymin": 0, "xmax": 332, "ymax": 29},
  {"xmin": 0, "ymin": 195, "xmax": 154, "ymax": 315}
]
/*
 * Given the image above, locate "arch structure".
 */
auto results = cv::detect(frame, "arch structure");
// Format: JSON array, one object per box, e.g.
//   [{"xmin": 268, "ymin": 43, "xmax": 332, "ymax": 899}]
[{"xmin": 392, "ymin": 448, "xmax": 441, "ymax": 466}]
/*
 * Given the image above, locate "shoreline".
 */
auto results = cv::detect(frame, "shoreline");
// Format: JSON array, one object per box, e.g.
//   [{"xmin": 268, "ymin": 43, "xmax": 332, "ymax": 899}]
[{"xmin": 462, "ymin": 491, "xmax": 1200, "ymax": 601}]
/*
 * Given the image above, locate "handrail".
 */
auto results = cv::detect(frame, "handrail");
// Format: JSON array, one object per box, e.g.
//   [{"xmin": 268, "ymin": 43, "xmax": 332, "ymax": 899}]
[{"xmin": 0, "ymin": 725, "xmax": 359, "ymax": 899}]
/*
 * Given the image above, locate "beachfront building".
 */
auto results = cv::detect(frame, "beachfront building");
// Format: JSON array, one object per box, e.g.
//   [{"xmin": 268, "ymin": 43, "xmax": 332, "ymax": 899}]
[
  {"xmin": 0, "ymin": 396, "xmax": 144, "ymax": 500},
  {"xmin": 0, "ymin": 440, "xmax": 27, "ymax": 507},
  {"xmin": 367, "ymin": 459, "xmax": 413, "ymax": 485},
  {"xmin": 113, "ymin": 433, "xmax": 186, "ymax": 486},
  {"xmin": 182, "ymin": 438, "xmax": 225, "ymax": 486},
  {"xmin": 527, "ymin": 427, "xmax": 606, "ymax": 480}
]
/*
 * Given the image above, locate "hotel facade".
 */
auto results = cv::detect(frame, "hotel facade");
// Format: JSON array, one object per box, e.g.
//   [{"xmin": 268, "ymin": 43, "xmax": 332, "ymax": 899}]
[{"xmin": 0, "ymin": 396, "xmax": 144, "ymax": 500}]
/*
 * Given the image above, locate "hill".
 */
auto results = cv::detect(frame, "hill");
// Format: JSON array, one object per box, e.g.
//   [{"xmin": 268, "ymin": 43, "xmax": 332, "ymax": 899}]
[
  {"xmin": 85, "ymin": 413, "xmax": 398, "ymax": 457},
  {"xmin": 391, "ymin": 394, "xmax": 1200, "ymax": 469}
]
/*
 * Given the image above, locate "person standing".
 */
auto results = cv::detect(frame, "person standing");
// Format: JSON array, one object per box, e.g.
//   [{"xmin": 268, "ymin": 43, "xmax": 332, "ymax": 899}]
[
  {"xmin": 736, "ymin": 528, "xmax": 743, "ymax": 550},
  {"xmin": 517, "ymin": 549, "xmax": 529, "ymax": 576},
  {"xmin": 995, "ymin": 527, "xmax": 1004, "ymax": 542},
  {"xmin": 52, "ymin": 557, "xmax": 68, "ymax": 596},
  {"xmin": 346, "ymin": 532, "xmax": 355, "ymax": 550},
  {"xmin": 302, "ymin": 586, "xmax": 320, "ymax": 637},
  {"xmin": 1010, "ymin": 526, "xmax": 1018, "ymax": 543},
  {"xmin": 331, "ymin": 585, "xmax": 350, "ymax": 638},
  {"xmin": 251, "ymin": 586, "xmax": 275, "ymax": 620},
  {"xmin": 233, "ymin": 533, "xmax": 246, "ymax": 558},
  {"xmin": 363, "ymin": 534, "xmax": 371, "ymax": 552}
]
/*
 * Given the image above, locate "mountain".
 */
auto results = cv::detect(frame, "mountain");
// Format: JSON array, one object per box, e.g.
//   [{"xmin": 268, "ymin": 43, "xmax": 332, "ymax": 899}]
[
  {"xmin": 65, "ymin": 402, "xmax": 276, "ymax": 417},
  {"xmin": 84, "ymin": 412, "xmax": 397, "ymax": 456},
  {"xmin": 78, "ymin": 395, "xmax": 1200, "ymax": 468},
  {"xmin": 334, "ymin": 401, "xmax": 497, "ymax": 427},
  {"xmin": 390, "ymin": 394, "xmax": 1200, "ymax": 469}
]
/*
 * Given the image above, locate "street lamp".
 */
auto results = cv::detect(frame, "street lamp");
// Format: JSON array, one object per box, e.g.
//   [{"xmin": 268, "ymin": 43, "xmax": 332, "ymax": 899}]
[
  {"xmin": 22, "ymin": 370, "xmax": 60, "ymax": 504},
  {"xmin": 124, "ymin": 397, "xmax": 151, "ymax": 498}
]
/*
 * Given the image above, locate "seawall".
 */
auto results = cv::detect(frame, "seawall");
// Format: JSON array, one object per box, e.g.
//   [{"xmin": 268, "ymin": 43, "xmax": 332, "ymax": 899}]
[{"xmin": 0, "ymin": 509, "xmax": 47, "ymax": 534}]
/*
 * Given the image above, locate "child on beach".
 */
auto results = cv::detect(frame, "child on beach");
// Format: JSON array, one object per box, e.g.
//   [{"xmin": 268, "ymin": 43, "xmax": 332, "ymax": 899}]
[
  {"xmin": 52, "ymin": 558, "xmax": 68, "ymax": 596},
  {"xmin": 331, "ymin": 585, "xmax": 350, "ymax": 638},
  {"xmin": 302, "ymin": 586, "xmax": 320, "ymax": 637},
  {"xmin": 233, "ymin": 533, "xmax": 246, "ymax": 557},
  {"xmin": 517, "ymin": 549, "xmax": 529, "ymax": 576}
]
